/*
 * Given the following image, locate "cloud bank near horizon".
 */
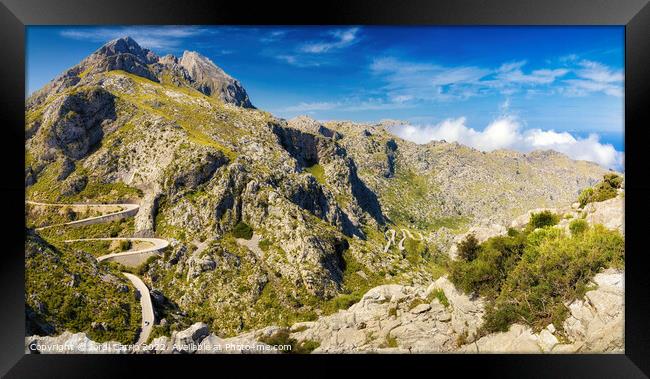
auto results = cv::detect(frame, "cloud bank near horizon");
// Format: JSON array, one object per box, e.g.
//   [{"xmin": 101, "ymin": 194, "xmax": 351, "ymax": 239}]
[{"xmin": 389, "ymin": 116, "xmax": 623, "ymax": 170}]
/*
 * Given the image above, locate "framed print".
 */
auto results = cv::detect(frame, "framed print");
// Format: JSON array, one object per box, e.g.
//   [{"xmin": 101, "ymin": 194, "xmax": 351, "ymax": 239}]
[{"xmin": 1, "ymin": 0, "xmax": 649, "ymax": 377}]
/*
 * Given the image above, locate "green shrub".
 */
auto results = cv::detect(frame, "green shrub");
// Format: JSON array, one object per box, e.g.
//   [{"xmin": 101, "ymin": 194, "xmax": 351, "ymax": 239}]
[
  {"xmin": 304, "ymin": 164, "xmax": 325, "ymax": 185},
  {"xmin": 578, "ymin": 173, "xmax": 622, "ymax": 208},
  {"xmin": 403, "ymin": 238, "xmax": 427, "ymax": 265},
  {"xmin": 427, "ymin": 288, "xmax": 450, "ymax": 308},
  {"xmin": 507, "ymin": 228, "xmax": 519, "ymax": 237},
  {"xmin": 137, "ymin": 255, "xmax": 160, "ymax": 275},
  {"xmin": 603, "ymin": 173, "xmax": 623, "ymax": 189},
  {"xmin": 569, "ymin": 219, "xmax": 589, "ymax": 236},
  {"xmin": 408, "ymin": 298, "xmax": 427, "ymax": 310},
  {"xmin": 330, "ymin": 293, "xmax": 360, "ymax": 311},
  {"xmin": 258, "ymin": 328, "xmax": 319, "ymax": 354},
  {"xmin": 457, "ymin": 233, "xmax": 480, "ymax": 261},
  {"xmin": 294, "ymin": 340, "xmax": 320, "ymax": 354},
  {"xmin": 451, "ymin": 224, "xmax": 624, "ymax": 336},
  {"xmin": 233, "ymin": 221, "xmax": 253, "ymax": 240},
  {"xmin": 119, "ymin": 240, "xmax": 132, "ymax": 251},
  {"xmin": 258, "ymin": 238, "xmax": 271, "ymax": 252},
  {"xmin": 528, "ymin": 210, "xmax": 560, "ymax": 230},
  {"xmin": 383, "ymin": 334, "xmax": 399, "ymax": 348}
]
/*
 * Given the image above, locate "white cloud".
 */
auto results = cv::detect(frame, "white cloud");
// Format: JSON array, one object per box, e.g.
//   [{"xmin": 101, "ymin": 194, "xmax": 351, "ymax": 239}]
[
  {"xmin": 370, "ymin": 56, "xmax": 622, "ymax": 102},
  {"xmin": 370, "ymin": 57, "xmax": 490, "ymax": 101},
  {"xmin": 576, "ymin": 60, "xmax": 623, "ymax": 83},
  {"xmin": 562, "ymin": 60, "xmax": 624, "ymax": 97},
  {"xmin": 274, "ymin": 54, "xmax": 324, "ymax": 67},
  {"xmin": 389, "ymin": 116, "xmax": 623, "ymax": 170},
  {"xmin": 283, "ymin": 101, "xmax": 339, "ymax": 112},
  {"xmin": 281, "ymin": 97, "xmax": 414, "ymax": 113},
  {"xmin": 59, "ymin": 26, "xmax": 212, "ymax": 50},
  {"xmin": 496, "ymin": 60, "xmax": 568, "ymax": 84},
  {"xmin": 300, "ymin": 27, "xmax": 360, "ymax": 53},
  {"xmin": 260, "ymin": 30, "xmax": 289, "ymax": 43}
]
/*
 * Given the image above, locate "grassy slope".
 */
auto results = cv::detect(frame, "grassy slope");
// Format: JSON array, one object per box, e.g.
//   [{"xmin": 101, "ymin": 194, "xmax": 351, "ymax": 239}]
[{"xmin": 25, "ymin": 233, "xmax": 141, "ymax": 343}]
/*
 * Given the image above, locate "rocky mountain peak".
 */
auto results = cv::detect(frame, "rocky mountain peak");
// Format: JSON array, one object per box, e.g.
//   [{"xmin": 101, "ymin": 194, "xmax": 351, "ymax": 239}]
[
  {"xmin": 180, "ymin": 51, "xmax": 228, "ymax": 77},
  {"xmin": 95, "ymin": 36, "xmax": 157, "ymax": 64},
  {"xmin": 179, "ymin": 50, "xmax": 254, "ymax": 108}
]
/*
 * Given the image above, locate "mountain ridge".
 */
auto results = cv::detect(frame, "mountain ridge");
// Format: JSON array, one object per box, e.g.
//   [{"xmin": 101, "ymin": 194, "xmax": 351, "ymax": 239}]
[{"xmin": 27, "ymin": 36, "xmax": 254, "ymax": 110}]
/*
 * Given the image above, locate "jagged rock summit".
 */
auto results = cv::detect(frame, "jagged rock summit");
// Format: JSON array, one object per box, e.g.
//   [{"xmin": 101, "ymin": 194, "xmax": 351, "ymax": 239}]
[
  {"xmin": 28, "ymin": 36, "xmax": 254, "ymax": 109},
  {"xmin": 95, "ymin": 36, "xmax": 158, "ymax": 63},
  {"xmin": 179, "ymin": 51, "xmax": 254, "ymax": 108}
]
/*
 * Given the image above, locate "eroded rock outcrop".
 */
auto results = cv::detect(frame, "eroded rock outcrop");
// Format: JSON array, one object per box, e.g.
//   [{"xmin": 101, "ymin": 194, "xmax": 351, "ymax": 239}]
[{"xmin": 179, "ymin": 51, "xmax": 254, "ymax": 108}]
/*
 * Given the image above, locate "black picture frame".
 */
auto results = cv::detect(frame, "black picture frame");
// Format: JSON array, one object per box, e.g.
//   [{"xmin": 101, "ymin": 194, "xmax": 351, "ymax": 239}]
[{"xmin": 1, "ymin": 0, "xmax": 649, "ymax": 377}]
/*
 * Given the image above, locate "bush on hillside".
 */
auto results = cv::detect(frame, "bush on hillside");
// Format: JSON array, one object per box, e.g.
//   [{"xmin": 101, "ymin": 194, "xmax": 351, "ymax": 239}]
[
  {"xmin": 578, "ymin": 173, "xmax": 623, "ymax": 208},
  {"xmin": 450, "ymin": 223, "xmax": 624, "ymax": 335},
  {"xmin": 528, "ymin": 210, "xmax": 560, "ymax": 230},
  {"xmin": 119, "ymin": 240, "xmax": 132, "ymax": 251},
  {"xmin": 233, "ymin": 221, "xmax": 253, "ymax": 240},
  {"xmin": 569, "ymin": 219, "xmax": 589, "ymax": 236},
  {"xmin": 457, "ymin": 233, "xmax": 480, "ymax": 261}
]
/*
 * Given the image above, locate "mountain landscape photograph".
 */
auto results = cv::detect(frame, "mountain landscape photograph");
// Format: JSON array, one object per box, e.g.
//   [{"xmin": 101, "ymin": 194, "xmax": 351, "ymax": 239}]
[{"xmin": 24, "ymin": 25, "xmax": 625, "ymax": 354}]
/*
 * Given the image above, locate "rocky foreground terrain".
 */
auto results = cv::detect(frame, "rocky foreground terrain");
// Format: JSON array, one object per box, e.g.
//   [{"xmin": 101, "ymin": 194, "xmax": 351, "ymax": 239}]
[
  {"xmin": 27, "ymin": 190, "xmax": 624, "ymax": 354},
  {"xmin": 25, "ymin": 37, "xmax": 622, "ymax": 353}
]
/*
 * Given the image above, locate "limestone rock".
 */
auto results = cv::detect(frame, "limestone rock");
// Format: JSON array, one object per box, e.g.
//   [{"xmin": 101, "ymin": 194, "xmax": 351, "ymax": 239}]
[
  {"xmin": 461, "ymin": 324, "xmax": 542, "ymax": 353},
  {"xmin": 179, "ymin": 51, "xmax": 254, "ymax": 108},
  {"xmin": 584, "ymin": 196, "xmax": 624, "ymax": 234},
  {"xmin": 561, "ymin": 269, "xmax": 624, "ymax": 353},
  {"xmin": 168, "ymin": 322, "xmax": 210, "ymax": 353}
]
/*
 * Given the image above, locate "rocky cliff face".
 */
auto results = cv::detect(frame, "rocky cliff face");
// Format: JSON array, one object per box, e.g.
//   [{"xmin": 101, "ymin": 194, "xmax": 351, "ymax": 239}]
[
  {"xmin": 26, "ymin": 37, "xmax": 620, "ymax": 348},
  {"xmin": 179, "ymin": 51, "xmax": 254, "ymax": 108}
]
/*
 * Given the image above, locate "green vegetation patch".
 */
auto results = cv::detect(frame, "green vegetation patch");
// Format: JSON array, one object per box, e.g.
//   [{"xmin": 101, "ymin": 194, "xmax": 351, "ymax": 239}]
[
  {"xmin": 27, "ymin": 161, "xmax": 143, "ymax": 204},
  {"xmin": 578, "ymin": 173, "xmax": 623, "ymax": 208},
  {"xmin": 450, "ymin": 224, "xmax": 624, "ymax": 335},
  {"xmin": 258, "ymin": 238, "xmax": 271, "ymax": 251},
  {"xmin": 26, "ymin": 204, "xmax": 104, "ymax": 229},
  {"xmin": 38, "ymin": 218, "xmax": 135, "ymax": 246},
  {"xmin": 258, "ymin": 328, "xmax": 320, "ymax": 354},
  {"xmin": 427, "ymin": 288, "xmax": 450, "ymax": 308},
  {"xmin": 233, "ymin": 221, "xmax": 253, "ymax": 240},
  {"xmin": 321, "ymin": 249, "xmax": 387, "ymax": 315},
  {"xmin": 457, "ymin": 233, "xmax": 480, "ymax": 261},
  {"xmin": 569, "ymin": 219, "xmax": 589, "ymax": 236},
  {"xmin": 381, "ymin": 334, "xmax": 399, "ymax": 348},
  {"xmin": 527, "ymin": 210, "xmax": 560, "ymax": 231},
  {"xmin": 25, "ymin": 232, "xmax": 141, "ymax": 344},
  {"xmin": 304, "ymin": 163, "xmax": 326, "ymax": 185}
]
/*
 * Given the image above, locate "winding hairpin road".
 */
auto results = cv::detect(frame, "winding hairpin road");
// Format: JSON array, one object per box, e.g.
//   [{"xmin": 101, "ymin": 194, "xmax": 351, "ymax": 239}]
[
  {"xmin": 383, "ymin": 228, "xmax": 424, "ymax": 252},
  {"xmin": 26, "ymin": 200, "xmax": 168, "ymax": 346}
]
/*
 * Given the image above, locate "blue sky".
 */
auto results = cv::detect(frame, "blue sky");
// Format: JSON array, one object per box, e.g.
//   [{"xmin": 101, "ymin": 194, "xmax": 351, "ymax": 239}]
[{"xmin": 26, "ymin": 26, "xmax": 624, "ymax": 169}]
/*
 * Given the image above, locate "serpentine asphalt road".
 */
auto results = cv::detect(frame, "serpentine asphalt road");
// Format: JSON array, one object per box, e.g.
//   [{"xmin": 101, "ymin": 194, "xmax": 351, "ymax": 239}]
[
  {"xmin": 383, "ymin": 228, "xmax": 424, "ymax": 252},
  {"xmin": 27, "ymin": 201, "xmax": 165, "ymax": 346},
  {"xmin": 63, "ymin": 237, "xmax": 170, "ymax": 262},
  {"xmin": 27, "ymin": 201, "xmax": 140, "ymax": 231}
]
